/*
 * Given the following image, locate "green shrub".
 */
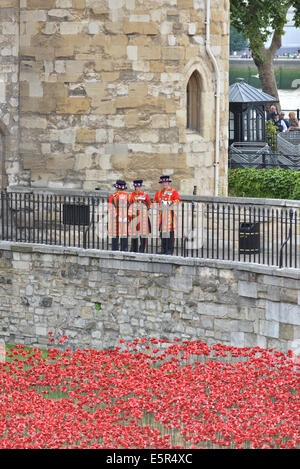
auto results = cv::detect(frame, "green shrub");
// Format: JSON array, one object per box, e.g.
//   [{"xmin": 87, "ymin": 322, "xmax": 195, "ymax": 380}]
[
  {"xmin": 228, "ymin": 168, "xmax": 300, "ymax": 200},
  {"xmin": 291, "ymin": 177, "xmax": 300, "ymax": 200},
  {"xmin": 265, "ymin": 120, "xmax": 278, "ymax": 152}
]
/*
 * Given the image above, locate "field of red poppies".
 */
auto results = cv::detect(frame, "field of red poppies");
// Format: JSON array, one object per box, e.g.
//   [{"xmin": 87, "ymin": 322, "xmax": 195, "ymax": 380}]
[{"xmin": 0, "ymin": 337, "xmax": 299, "ymax": 449}]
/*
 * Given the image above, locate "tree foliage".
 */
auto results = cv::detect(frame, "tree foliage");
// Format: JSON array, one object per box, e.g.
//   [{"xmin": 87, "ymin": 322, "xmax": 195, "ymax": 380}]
[
  {"xmin": 230, "ymin": 1, "xmax": 300, "ymax": 63},
  {"xmin": 230, "ymin": 24, "xmax": 248, "ymax": 52},
  {"xmin": 230, "ymin": 1, "xmax": 300, "ymax": 105}
]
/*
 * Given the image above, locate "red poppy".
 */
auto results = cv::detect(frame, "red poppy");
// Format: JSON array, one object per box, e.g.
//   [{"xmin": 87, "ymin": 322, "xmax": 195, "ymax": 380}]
[{"xmin": 0, "ymin": 337, "xmax": 298, "ymax": 449}]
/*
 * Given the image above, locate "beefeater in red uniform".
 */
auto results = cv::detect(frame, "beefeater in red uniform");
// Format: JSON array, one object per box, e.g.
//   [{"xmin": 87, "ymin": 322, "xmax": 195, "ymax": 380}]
[
  {"xmin": 128, "ymin": 180, "xmax": 151, "ymax": 253},
  {"xmin": 108, "ymin": 180, "xmax": 130, "ymax": 251},
  {"xmin": 153, "ymin": 175, "xmax": 181, "ymax": 255}
]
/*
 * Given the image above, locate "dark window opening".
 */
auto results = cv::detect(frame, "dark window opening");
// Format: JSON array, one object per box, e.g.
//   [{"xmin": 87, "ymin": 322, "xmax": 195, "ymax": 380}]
[{"xmin": 187, "ymin": 71, "xmax": 201, "ymax": 132}]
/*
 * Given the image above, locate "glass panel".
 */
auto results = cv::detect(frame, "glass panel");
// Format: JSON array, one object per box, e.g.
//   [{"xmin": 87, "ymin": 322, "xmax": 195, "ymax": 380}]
[
  {"xmin": 229, "ymin": 111, "xmax": 235, "ymax": 140},
  {"xmin": 250, "ymin": 111, "xmax": 253, "ymax": 140},
  {"xmin": 243, "ymin": 113, "xmax": 248, "ymax": 141},
  {"xmin": 257, "ymin": 114, "xmax": 263, "ymax": 140}
]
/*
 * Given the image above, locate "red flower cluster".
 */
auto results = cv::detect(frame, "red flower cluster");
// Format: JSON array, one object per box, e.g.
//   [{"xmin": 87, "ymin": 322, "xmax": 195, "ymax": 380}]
[{"xmin": 0, "ymin": 338, "xmax": 299, "ymax": 449}]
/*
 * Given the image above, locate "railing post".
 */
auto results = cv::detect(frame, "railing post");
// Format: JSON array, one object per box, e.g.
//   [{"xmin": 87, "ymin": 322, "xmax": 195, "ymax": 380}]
[{"xmin": 279, "ymin": 208, "xmax": 294, "ymax": 268}]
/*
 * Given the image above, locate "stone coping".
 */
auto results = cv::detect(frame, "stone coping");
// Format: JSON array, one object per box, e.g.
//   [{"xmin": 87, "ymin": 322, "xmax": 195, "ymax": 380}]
[
  {"xmin": 6, "ymin": 185, "xmax": 300, "ymax": 208},
  {"xmin": 1, "ymin": 240, "xmax": 299, "ymax": 279}
]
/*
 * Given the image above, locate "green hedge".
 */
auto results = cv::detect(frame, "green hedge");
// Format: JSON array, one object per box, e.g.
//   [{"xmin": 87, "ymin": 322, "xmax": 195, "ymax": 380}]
[{"xmin": 228, "ymin": 168, "xmax": 300, "ymax": 200}]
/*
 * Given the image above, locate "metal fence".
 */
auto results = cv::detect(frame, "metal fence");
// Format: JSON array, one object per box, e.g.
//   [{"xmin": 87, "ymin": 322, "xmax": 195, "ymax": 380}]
[
  {"xmin": 229, "ymin": 131, "xmax": 300, "ymax": 169},
  {"xmin": 229, "ymin": 113, "xmax": 300, "ymax": 166},
  {"xmin": 229, "ymin": 151, "xmax": 300, "ymax": 170},
  {"xmin": 281, "ymin": 109, "xmax": 300, "ymax": 121},
  {"xmin": 0, "ymin": 189, "xmax": 299, "ymax": 269}
]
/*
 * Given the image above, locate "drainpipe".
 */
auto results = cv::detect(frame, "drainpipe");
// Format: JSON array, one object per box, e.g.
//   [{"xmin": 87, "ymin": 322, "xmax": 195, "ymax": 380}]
[{"xmin": 205, "ymin": 0, "xmax": 221, "ymax": 196}]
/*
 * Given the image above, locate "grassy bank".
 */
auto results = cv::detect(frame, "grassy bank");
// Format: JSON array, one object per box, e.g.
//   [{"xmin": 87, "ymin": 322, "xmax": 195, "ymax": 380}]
[{"xmin": 230, "ymin": 65, "xmax": 300, "ymax": 90}]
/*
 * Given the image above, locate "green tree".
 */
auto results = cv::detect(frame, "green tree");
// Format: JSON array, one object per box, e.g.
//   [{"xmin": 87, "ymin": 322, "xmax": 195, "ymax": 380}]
[
  {"xmin": 230, "ymin": 24, "xmax": 248, "ymax": 52},
  {"xmin": 230, "ymin": 1, "xmax": 300, "ymax": 109}
]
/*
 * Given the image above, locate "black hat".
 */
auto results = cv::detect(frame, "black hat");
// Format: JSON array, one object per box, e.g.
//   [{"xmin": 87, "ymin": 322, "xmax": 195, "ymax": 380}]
[
  {"xmin": 114, "ymin": 179, "xmax": 127, "ymax": 190},
  {"xmin": 133, "ymin": 180, "xmax": 143, "ymax": 187},
  {"xmin": 159, "ymin": 175, "xmax": 172, "ymax": 184}
]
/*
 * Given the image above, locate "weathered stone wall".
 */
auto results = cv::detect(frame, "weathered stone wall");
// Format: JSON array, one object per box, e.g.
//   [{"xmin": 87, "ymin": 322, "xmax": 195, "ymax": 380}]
[
  {"xmin": 17, "ymin": 0, "xmax": 229, "ymax": 194},
  {"xmin": 0, "ymin": 241, "xmax": 299, "ymax": 354},
  {"xmin": 0, "ymin": 0, "xmax": 21, "ymax": 187}
]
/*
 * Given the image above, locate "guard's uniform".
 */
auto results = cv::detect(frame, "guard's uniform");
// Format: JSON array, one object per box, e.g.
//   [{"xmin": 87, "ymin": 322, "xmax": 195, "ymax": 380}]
[
  {"xmin": 153, "ymin": 175, "xmax": 181, "ymax": 254},
  {"xmin": 128, "ymin": 180, "xmax": 151, "ymax": 253},
  {"xmin": 108, "ymin": 180, "xmax": 130, "ymax": 251}
]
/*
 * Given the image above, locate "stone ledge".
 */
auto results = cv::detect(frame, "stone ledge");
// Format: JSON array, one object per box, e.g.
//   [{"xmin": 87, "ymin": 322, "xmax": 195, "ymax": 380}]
[{"xmin": 0, "ymin": 241, "xmax": 299, "ymax": 278}]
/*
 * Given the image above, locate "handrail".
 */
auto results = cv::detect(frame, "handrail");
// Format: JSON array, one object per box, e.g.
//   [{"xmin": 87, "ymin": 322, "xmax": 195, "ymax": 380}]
[{"xmin": 5, "ymin": 186, "xmax": 300, "ymax": 209}]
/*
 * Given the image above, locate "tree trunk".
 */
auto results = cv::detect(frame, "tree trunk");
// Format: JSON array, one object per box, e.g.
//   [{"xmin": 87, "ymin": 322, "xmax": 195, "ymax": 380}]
[
  {"xmin": 252, "ymin": 30, "xmax": 282, "ymax": 112},
  {"xmin": 255, "ymin": 57, "xmax": 280, "ymax": 110}
]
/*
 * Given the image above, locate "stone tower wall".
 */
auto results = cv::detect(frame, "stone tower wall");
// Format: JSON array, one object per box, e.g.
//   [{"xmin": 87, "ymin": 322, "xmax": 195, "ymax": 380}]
[
  {"xmin": 0, "ymin": 0, "xmax": 21, "ymax": 187},
  {"xmin": 12, "ymin": 0, "xmax": 228, "ymax": 194}
]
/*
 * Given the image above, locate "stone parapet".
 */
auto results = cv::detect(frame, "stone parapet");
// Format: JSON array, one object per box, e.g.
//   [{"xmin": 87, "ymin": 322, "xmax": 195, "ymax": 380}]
[{"xmin": 0, "ymin": 241, "xmax": 299, "ymax": 354}]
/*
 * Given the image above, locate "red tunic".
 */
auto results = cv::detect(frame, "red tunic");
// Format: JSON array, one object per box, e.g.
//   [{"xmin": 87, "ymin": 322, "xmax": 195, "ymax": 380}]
[
  {"xmin": 108, "ymin": 190, "xmax": 130, "ymax": 237},
  {"xmin": 128, "ymin": 191, "xmax": 151, "ymax": 236},
  {"xmin": 153, "ymin": 187, "xmax": 181, "ymax": 232}
]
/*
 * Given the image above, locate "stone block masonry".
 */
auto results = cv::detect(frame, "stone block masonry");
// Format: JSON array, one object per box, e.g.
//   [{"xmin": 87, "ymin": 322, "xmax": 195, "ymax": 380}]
[
  {"xmin": 0, "ymin": 0, "xmax": 229, "ymax": 195},
  {"xmin": 0, "ymin": 2, "xmax": 23, "ymax": 187},
  {"xmin": 0, "ymin": 241, "xmax": 299, "ymax": 354}
]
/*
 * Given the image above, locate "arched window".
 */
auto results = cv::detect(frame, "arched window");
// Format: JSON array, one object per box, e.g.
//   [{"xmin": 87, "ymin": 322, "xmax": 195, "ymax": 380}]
[{"xmin": 186, "ymin": 71, "xmax": 201, "ymax": 132}]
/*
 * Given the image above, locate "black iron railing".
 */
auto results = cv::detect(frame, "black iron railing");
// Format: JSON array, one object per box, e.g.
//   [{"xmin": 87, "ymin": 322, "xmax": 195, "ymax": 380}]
[
  {"xmin": 229, "ymin": 150, "xmax": 300, "ymax": 170},
  {"xmin": 0, "ymin": 189, "xmax": 299, "ymax": 269},
  {"xmin": 281, "ymin": 109, "xmax": 300, "ymax": 121}
]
